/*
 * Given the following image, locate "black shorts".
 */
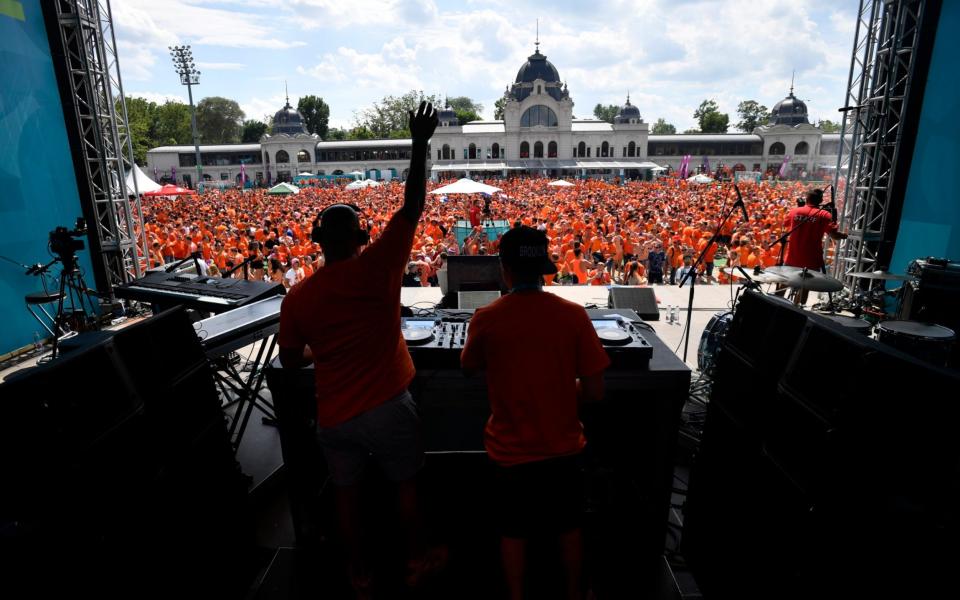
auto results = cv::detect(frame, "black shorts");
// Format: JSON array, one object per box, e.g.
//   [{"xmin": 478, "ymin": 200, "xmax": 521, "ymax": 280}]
[
  {"xmin": 493, "ymin": 453, "xmax": 584, "ymax": 539},
  {"xmin": 717, "ymin": 235, "xmax": 732, "ymax": 245}
]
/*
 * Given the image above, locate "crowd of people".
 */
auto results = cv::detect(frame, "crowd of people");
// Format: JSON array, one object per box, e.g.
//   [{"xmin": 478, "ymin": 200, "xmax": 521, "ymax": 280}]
[{"xmin": 140, "ymin": 175, "xmax": 833, "ymax": 291}]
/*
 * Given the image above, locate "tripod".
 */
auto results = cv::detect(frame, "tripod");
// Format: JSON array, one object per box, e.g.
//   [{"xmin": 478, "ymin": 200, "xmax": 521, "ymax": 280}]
[{"xmin": 48, "ymin": 255, "xmax": 99, "ymax": 360}]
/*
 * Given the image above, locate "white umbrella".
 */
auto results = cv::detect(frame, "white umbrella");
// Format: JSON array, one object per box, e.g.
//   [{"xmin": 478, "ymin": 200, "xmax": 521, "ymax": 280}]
[
  {"xmin": 345, "ymin": 180, "xmax": 366, "ymax": 190},
  {"xmin": 429, "ymin": 177, "xmax": 502, "ymax": 195},
  {"xmin": 297, "ymin": 171, "xmax": 315, "ymax": 177},
  {"xmin": 687, "ymin": 174, "xmax": 714, "ymax": 183},
  {"xmin": 125, "ymin": 164, "xmax": 163, "ymax": 194},
  {"xmin": 651, "ymin": 166, "xmax": 668, "ymax": 172},
  {"xmin": 547, "ymin": 179, "xmax": 575, "ymax": 187}
]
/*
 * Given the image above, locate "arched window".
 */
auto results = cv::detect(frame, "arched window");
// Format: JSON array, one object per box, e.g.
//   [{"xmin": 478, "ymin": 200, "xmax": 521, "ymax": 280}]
[
  {"xmin": 769, "ymin": 142, "xmax": 785, "ymax": 155},
  {"xmin": 492, "ymin": 142, "xmax": 500, "ymax": 159},
  {"xmin": 442, "ymin": 144, "xmax": 451, "ymax": 160},
  {"xmin": 276, "ymin": 150, "xmax": 289, "ymax": 163},
  {"xmin": 548, "ymin": 141, "xmax": 557, "ymax": 158},
  {"xmin": 520, "ymin": 105, "xmax": 559, "ymax": 127},
  {"xmin": 587, "ymin": 146, "xmax": 591, "ymax": 158},
  {"xmin": 297, "ymin": 149, "xmax": 310, "ymax": 163},
  {"xmin": 332, "ymin": 169, "xmax": 344, "ymax": 175},
  {"xmin": 628, "ymin": 141, "xmax": 636, "ymax": 157},
  {"xmin": 601, "ymin": 141, "xmax": 609, "ymax": 157},
  {"xmin": 577, "ymin": 141, "xmax": 586, "ymax": 158},
  {"xmin": 533, "ymin": 141, "xmax": 544, "ymax": 158},
  {"xmin": 468, "ymin": 143, "xmax": 477, "ymax": 159},
  {"xmin": 794, "ymin": 141, "xmax": 809, "ymax": 155},
  {"xmin": 520, "ymin": 141, "xmax": 530, "ymax": 158}
]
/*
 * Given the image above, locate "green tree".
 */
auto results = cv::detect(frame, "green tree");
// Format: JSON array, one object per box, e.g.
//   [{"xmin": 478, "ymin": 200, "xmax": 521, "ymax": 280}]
[
  {"xmin": 494, "ymin": 97, "xmax": 506, "ymax": 121},
  {"xmin": 816, "ymin": 119, "xmax": 841, "ymax": 133},
  {"xmin": 122, "ymin": 96, "xmax": 158, "ymax": 165},
  {"xmin": 446, "ymin": 96, "xmax": 483, "ymax": 114},
  {"xmin": 593, "ymin": 103, "xmax": 620, "ymax": 123},
  {"xmin": 735, "ymin": 100, "xmax": 769, "ymax": 132},
  {"xmin": 346, "ymin": 126, "xmax": 375, "ymax": 140},
  {"xmin": 693, "ymin": 99, "xmax": 729, "ymax": 133},
  {"xmin": 651, "ymin": 118, "xmax": 676, "ymax": 135},
  {"xmin": 326, "ymin": 127, "xmax": 347, "ymax": 141},
  {"xmin": 241, "ymin": 119, "xmax": 268, "ymax": 143},
  {"xmin": 296, "ymin": 95, "xmax": 330, "ymax": 138},
  {"xmin": 154, "ymin": 100, "xmax": 193, "ymax": 146},
  {"xmin": 196, "ymin": 96, "xmax": 245, "ymax": 144},
  {"xmin": 683, "ymin": 128, "xmax": 701, "ymax": 134},
  {"xmin": 455, "ymin": 109, "xmax": 482, "ymax": 125},
  {"xmin": 355, "ymin": 90, "xmax": 442, "ymax": 139}
]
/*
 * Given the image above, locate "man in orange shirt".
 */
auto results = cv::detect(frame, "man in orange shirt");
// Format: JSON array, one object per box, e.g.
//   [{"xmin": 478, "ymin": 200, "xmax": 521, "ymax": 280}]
[
  {"xmin": 461, "ymin": 226, "xmax": 609, "ymax": 600},
  {"xmin": 278, "ymin": 102, "xmax": 440, "ymax": 595}
]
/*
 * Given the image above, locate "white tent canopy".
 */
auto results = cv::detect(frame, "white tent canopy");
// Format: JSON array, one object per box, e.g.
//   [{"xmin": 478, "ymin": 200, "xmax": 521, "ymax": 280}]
[
  {"xmin": 547, "ymin": 179, "xmax": 575, "ymax": 187},
  {"xmin": 687, "ymin": 174, "xmax": 714, "ymax": 183},
  {"xmin": 429, "ymin": 178, "xmax": 502, "ymax": 195},
  {"xmin": 125, "ymin": 164, "xmax": 163, "ymax": 194},
  {"xmin": 345, "ymin": 178, "xmax": 382, "ymax": 190}
]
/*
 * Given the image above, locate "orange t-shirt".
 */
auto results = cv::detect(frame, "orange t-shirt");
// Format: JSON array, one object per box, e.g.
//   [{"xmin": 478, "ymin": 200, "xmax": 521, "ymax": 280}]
[
  {"xmin": 278, "ymin": 211, "xmax": 416, "ymax": 428},
  {"xmin": 461, "ymin": 291, "xmax": 611, "ymax": 466}
]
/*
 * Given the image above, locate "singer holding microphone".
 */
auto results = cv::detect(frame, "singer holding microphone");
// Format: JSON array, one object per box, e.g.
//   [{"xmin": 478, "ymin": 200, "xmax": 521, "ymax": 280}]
[{"xmin": 781, "ymin": 188, "xmax": 848, "ymax": 302}]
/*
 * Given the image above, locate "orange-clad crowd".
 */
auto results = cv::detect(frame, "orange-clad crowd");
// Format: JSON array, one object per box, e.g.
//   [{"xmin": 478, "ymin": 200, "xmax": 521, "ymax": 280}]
[{"xmin": 140, "ymin": 177, "xmax": 829, "ymax": 289}]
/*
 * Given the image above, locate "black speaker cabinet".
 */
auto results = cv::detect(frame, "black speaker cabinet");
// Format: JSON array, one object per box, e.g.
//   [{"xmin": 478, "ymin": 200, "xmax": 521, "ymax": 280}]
[{"xmin": 608, "ymin": 287, "xmax": 659, "ymax": 320}]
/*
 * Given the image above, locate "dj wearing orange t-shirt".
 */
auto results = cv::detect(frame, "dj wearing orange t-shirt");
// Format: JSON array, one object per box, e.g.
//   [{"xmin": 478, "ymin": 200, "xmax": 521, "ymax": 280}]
[
  {"xmin": 278, "ymin": 102, "xmax": 441, "ymax": 594},
  {"xmin": 461, "ymin": 226, "xmax": 610, "ymax": 600}
]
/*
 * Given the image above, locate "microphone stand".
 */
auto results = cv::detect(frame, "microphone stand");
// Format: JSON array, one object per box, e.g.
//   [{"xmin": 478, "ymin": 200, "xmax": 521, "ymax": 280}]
[
  {"xmin": 677, "ymin": 197, "xmax": 742, "ymax": 363},
  {"xmin": 222, "ymin": 255, "xmax": 258, "ymax": 279},
  {"xmin": 164, "ymin": 251, "xmax": 204, "ymax": 275}
]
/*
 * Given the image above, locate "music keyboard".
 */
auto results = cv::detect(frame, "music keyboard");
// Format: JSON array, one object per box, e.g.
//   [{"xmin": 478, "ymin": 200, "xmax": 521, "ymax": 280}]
[{"xmin": 116, "ymin": 271, "xmax": 284, "ymax": 314}]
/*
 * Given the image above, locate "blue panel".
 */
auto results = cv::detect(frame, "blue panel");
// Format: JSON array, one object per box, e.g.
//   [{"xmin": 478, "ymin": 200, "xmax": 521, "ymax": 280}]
[
  {"xmin": 890, "ymin": 2, "xmax": 960, "ymax": 272},
  {"xmin": 0, "ymin": 0, "xmax": 91, "ymax": 353}
]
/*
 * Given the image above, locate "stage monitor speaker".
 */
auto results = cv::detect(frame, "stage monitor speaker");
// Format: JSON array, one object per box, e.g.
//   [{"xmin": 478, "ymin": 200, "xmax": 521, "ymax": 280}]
[
  {"xmin": 458, "ymin": 290, "xmax": 500, "ymax": 309},
  {"xmin": 608, "ymin": 287, "xmax": 659, "ymax": 321},
  {"xmin": 723, "ymin": 291, "xmax": 807, "ymax": 375}
]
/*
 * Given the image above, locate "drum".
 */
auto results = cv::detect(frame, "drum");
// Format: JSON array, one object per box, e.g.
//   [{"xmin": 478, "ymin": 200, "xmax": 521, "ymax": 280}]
[
  {"xmin": 822, "ymin": 314, "xmax": 873, "ymax": 336},
  {"xmin": 876, "ymin": 320, "xmax": 956, "ymax": 367},
  {"xmin": 698, "ymin": 311, "xmax": 733, "ymax": 376}
]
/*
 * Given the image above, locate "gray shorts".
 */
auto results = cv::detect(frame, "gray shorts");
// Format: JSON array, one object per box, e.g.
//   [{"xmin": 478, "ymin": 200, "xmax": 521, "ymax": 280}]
[{"xmin": 316, "ymin": 390, "xmax": 423, "ymax": 486}]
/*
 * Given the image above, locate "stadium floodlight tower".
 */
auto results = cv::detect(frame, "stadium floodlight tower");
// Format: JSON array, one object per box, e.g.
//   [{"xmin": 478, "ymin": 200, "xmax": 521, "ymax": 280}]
[{"xmin": 169, "ymin": 45, "xmax": 203, "ymax": 190}]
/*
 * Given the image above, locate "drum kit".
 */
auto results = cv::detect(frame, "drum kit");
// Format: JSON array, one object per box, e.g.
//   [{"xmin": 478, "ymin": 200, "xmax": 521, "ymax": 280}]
[{"xmin": 701, "ymin": 265, "xmax": 957, "ymax": 372}]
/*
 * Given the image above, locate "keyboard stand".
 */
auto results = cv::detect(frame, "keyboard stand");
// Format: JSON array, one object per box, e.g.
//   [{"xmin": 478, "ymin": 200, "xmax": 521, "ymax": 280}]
[{"xmin": 215, "ymin": 334, "xmax": 278, "ymax": 449}]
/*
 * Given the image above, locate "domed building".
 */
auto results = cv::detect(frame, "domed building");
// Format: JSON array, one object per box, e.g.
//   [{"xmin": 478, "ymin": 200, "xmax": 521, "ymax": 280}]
[{"xmin": 146, "ymin": 51, "xmax": 844, "ymax": 186}]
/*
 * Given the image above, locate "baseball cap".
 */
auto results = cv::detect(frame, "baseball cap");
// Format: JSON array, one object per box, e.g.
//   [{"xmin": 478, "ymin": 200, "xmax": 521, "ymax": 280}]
[{"xmin": 498, "ymin": 226, "xmax": 558, "ymax": 275}]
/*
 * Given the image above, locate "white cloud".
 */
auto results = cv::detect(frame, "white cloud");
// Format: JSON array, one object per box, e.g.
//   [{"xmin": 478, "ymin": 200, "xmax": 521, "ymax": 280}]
[{"xmin": 196, "ymin": 62, "xmax": 245, "ymax": 71}]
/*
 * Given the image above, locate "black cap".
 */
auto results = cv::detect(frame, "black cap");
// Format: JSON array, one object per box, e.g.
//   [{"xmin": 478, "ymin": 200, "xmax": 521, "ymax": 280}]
[{"xmin": 498, "ymin": 226, "xmax": 558, "ymax": 275}]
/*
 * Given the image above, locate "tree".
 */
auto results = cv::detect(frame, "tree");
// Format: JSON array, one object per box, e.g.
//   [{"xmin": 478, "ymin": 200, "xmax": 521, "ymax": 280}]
[
  {"xmin": 326, "ymin": 127, "xmax": 347, "ymax": 141},
  {"xmin": 593, "ymin": 103, "xmax": 620, "ymax": 124},
  {"xmin": 651, "ymin": 118, "xmax": 676, "ymax": 135},
  {"xmin": 122, "ymin": 96, "xmax": 158, "ymax": 165},
  {"xmin": 455, "ymin": 109, "xmax": 482, "ymax": 125},
  {"xmin": 494, "ymin": 97, "xmax": 506, "ymax": 121},
  {"xmin": 735, "ymin": 100, "xmax": 769, "ymax": 132},
  {"xmin": 693, "ymin": 99, "xmax": 729, "ymax": 133},
  {"xmin": 154, "ymin": 100, "xmax": 193, "ymax": 146},
  {"xmin": 241, "ymin": 119, "xmax": 268, "ymax": 143},
  {"xmin": 816, "ymin": 119, "xmax": 841, "ymax": 133},
  {"xmin": 355, "ymin": 90, "xmax": 442, "ymax": 139},
  {"xmin": 446, "ymin": 96, "xmax": 483, "ymax": 115},
  {"xmin": 683, "ymin": 128, "xmax": 701, "ymax": 134},
  {"xmin": 297, "ymin": 95, "xmax": 330, "ymax": 138},
  {"xmin": 196, "ymin": 96, "xmax": 244, "ymax": 144},
  {"xmin": 347, "ymin": 126, "xmax": 375, "ymax": 140}
]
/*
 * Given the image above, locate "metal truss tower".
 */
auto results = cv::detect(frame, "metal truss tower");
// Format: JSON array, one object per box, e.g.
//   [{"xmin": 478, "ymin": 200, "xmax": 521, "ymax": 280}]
[
  {"xmin": 832, "ymin": 0, "xmax": 930, "ymax": 289},
  {"xmin": 49, "ymin": 0, "xmax": 146, "ymax": 298}
]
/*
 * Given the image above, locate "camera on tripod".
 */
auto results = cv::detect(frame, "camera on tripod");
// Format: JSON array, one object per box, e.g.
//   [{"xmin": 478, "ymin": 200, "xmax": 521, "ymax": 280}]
[{"xmin": 49, "ymin": 217, "xmax": 87, "ymax": 261}]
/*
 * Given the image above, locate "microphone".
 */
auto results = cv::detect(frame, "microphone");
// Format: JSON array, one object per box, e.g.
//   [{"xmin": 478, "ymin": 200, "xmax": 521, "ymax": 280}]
[{"xmin": 733, "ymin": 183, "xmax": 749, "ymax": 222}]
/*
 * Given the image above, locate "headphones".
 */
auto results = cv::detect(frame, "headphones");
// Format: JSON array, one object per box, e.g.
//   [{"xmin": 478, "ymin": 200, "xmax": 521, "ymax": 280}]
[{"xmin": 316, "ymin": 203, "xmax": 370, "ymax": 247}]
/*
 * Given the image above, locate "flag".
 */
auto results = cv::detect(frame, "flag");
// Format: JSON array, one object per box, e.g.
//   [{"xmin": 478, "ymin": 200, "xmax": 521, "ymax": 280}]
[
  {"xmin": 266, "ymin": 170, "xmax": 272, "ymax": 186},
  {"xmin": 703, "ymin": 155, "xmax": 711, "ymax": 174},
  {"xmin": 778, "ymin": 155, "xmax": 791, "ymax": 178},
  {"xmin": 171, "ymin": 166, "xmax": 176, "ymax": 181},
  {"xmin": 153, "ymin": 166, "xmax": 159, "ymax": 182},
  {"xmin": 240, "ymin": 162, "xmax": 246, "ymax": 188}
]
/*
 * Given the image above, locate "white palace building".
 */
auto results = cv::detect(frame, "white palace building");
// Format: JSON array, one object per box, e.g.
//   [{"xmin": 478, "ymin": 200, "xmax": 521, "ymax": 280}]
[{"xmin": 146, "ymin": 44, "xmax": 843, "ymax": 187}]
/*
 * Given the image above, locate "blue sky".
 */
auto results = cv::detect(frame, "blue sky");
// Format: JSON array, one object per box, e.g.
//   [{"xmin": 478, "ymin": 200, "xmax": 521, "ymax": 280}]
[{"xmin": 115, "ymin": 0, "xmax": 859, "ymax": 133}]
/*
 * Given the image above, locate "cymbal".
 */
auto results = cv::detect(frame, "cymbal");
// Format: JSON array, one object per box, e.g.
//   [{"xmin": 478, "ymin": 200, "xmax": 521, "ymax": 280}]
[
  {"xmin": 764, "ymin": 265, "xmax": 802, "ymax": 277},
  {"xmin": 849, "ymin": 270, "xmax": 916, "ymax": 281},
  {"xmin": 782, "ymin": 269, "xmax": 844, "ymax": 293},
  {"xmin": 721, "ymin": 267, "xmax": 789, "ymax": 284}
]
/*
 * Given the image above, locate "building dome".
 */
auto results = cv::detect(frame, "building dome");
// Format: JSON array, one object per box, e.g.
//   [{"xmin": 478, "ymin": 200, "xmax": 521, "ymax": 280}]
[
  {"xmin": 508, "ymin": 45, "xmax": 566, "ymax": 102},
  {"xmin": 515, "ymin": 49, "xmax": 561, "ymax": 84},
  {"xmin": 271, "ymin": 97, "xmax": 308, "ymax": 135},
  {"xmin": 437, "ymin": 101, "xmax": 459, "ymax": 127},
  {"xmin": 770, "ymin": 88, "xmax": 809, "ymax": 126},
  {"xmin": 614, "ymin": 94, "xmax": 642, "ymax": 124}
]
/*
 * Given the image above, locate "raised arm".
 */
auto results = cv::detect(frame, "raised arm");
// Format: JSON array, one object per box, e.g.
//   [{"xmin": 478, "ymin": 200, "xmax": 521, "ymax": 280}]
[{"xmin": 400, "ymin": 101, "xmax": 439, "ymax": 224}]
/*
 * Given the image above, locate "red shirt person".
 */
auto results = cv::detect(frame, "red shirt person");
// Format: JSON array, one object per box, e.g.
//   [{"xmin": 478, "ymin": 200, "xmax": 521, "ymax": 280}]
[
  {"xmin": 461, "ymin": 226, "xmax": 610, "ymax": 600},
  {"xmin": 782, "ymin": 189, "xmax": 847, "ymax": 270}
]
